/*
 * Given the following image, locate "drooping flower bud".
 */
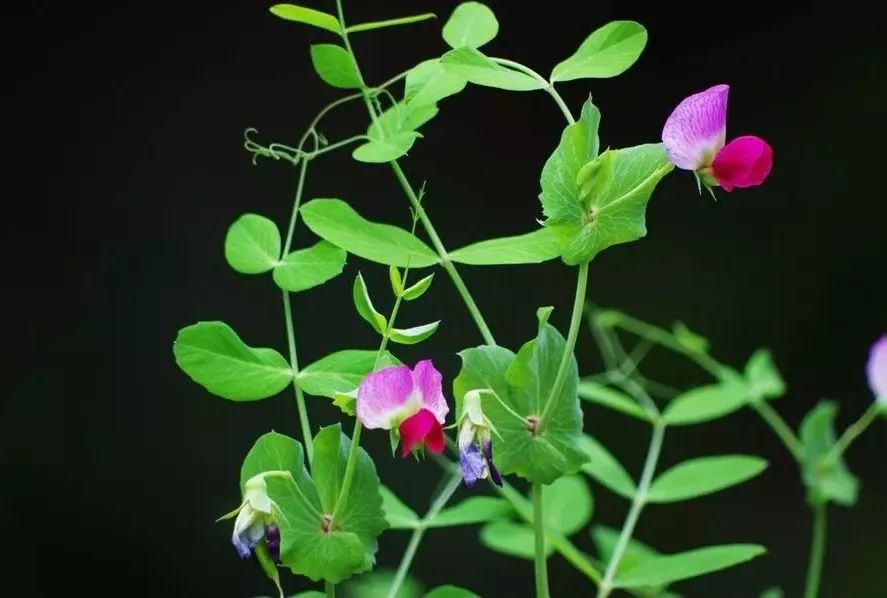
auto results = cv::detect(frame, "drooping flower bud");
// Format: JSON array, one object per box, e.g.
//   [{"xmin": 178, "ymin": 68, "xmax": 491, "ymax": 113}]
[{"xmin": 219, "ymin": 473, "xmax": 281, "ymax": 561}]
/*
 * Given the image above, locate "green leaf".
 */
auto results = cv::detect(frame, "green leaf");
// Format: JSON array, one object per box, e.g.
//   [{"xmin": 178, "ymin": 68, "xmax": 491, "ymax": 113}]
[
  {"xmin": 274, "ymin": 425, "xmax": 386, "ymax": 582},
  {"xmin": 672, "ymin": 321, "xmax": 710, "ymax": 354},
  {"xmin": 272, "ymin": 241, "xmax": 347, "ymax": 293},
  {"xmin": 647, "ymin": 455, "xmax": 768, "ymax": 503},
  {"xmin": 441, "ymin": 47, "xmax": 544, "ymax": 92},
  {"xmin": 369, "ymin": 102, "xmax": 439, "ymax": 140},
  {"xmin": 343, "ymin": 570, "xmax": 423, "ymax": 598},
  {"xmin": 480, "ymin": 521, "xmax": 552, "ymax": 560},
  {"xmin": 578, "ymin": 435, "xmax": 636, "ymax": 499},
  {"xmin": 291, "ymin": 593, "xmax": 327, "ymax": 598},
  {"xmin": 578, "ymin": 380, "xmax": 650, "ymax": 421},
  {"xmin": 309, "ymin": 44, "xmax": 361, "ymax": 89},
  {"xmin": 352, "ymin": 272, "xmax": 387, "ymax": 335},
  {"xmin": 380, "ymin": 486, "xmax": 420, "ymax": 529},
  {"xmin": 559, "ymin": 144, "xmax": 673, "ymax": 265},
  {"xmin": 404, "ymin": 59, "xmax": 467, "ymax": 108},
  {"xmin": 297, "ymin": 350, "xmax": 391, "ymax": 399},
  {"xmin": 449, "ymin": 228, "xmax": 562, "ymax": 265},
  {"xmin": 799, "ymin": 401, "xmax": 859, "ymax": 506},
  {"xmin": 550, "ymin": 21, "xmax": 648, "ymax": 82},
  {"xmin": 224, "ymin": 213, "xmax": 281, "ymax": 274},
  {"xmin": 427, "ymin": 497, "xmax": 512, "ymax": 528},
  {"xmin": 663, "ymin": 377, "xmax": 749, "ymax": 426},
  {"xmin": 388, "ymin": 321, "xmax": 440, "ymax": 345},
  {"xmin": 347, "ymin": 13, "xmax": 436, "ymax": 34},
  {"xmin": 442, "ymin": 2, "xmax": 498, "ymax": 49},
  {"xmin": 240, "ymin": 431, "xmax": 306, "ymax": 487},
  {"xmin": 301, "ymin": 199, "xmax": 439, "ymax": 268},
  {"xmin": 613, "ymin": 544, "xmax": 766, "ymax": 588},
  {"xmin": 353, "ymin": 132, "xmax": 422, "ymax": 163},
  {"xmin": 174, "ymin": 322, "xmax": 292, "ymax": 401},
  {"xmin": 425, "ymin": 586, "xmax": 480, "ymax": 598},
  {"xmin": 388, "ymin": 266, "xmax": 404, "ymax": 296},
  {"xmin": 745, "ymin": 349, "xmax": 786, "ymax": 401},
  {"xmin": 453, "ymin": 312, "xmax": 587, "ymax": 485},
  {"xmin": 402, "ymin": 273, "xmax": 434, "ymax": 301},
  {"xmin": 760, "ymin": 587, "xmax": 785, "ymax": 598},
  {"xmin": 592, "ymin": 525, "xmax": 661, "ymax": 576},
  {"xmin": 269, "ymin": 4, "xmax": 341, "ymax": 34},
  {"xmin": 541, "ymin": 475, "xmax": 593, "ymax": 536}
]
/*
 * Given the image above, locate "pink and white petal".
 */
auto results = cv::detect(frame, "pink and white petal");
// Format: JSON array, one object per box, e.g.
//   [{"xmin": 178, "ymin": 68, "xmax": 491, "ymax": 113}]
[
  {"xmin": 662, "ymin": 84, "xmax": 729, "ymax": 170},
  {"xmin": 711, "ymin": 135, "xmax": 773, "ymax": 191},
  {"xmin": 867, "ymin": 334, "xmax": 887, "ymax": 401},
  {"xmin": 357, "ymin": 365, "xmax": 418, "ymax": 429},
  {"xmin": 412, "ymin": 359, "xmax": 449, "ymax": 424}
]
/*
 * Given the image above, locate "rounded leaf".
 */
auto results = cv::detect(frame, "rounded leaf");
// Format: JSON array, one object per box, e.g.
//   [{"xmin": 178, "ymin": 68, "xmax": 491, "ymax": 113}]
[
  {"xmin": 224, "ymin": 213, "xmax": 281, "ymax": 274},
  {"xmin": 443, "ymin": 2, "xmax": 498, "ymax": 49}
]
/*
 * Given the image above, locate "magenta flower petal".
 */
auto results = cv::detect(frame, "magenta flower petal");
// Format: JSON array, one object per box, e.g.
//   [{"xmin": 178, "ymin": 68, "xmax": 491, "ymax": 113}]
[
  {"xmin": 662, "ymin": 84, "xmax": 729, "ymax": 170},
  {"xmin": 398, "ymin": 408, "xmax": 445, "ymax": 457},
  {"xmin": 412, "ymin": 359, "xmax": 449, "ymax": 424},
  {"xmin": 711, "ymin": 135, "xmax": 773, "ymax": 191},
  {"xmin": 356, "ymin": 365, "xmax": 418, "ymax": 429},
  {"xmin": 867, "ymin": 334, "xmax": 887, "ymax": 401}
]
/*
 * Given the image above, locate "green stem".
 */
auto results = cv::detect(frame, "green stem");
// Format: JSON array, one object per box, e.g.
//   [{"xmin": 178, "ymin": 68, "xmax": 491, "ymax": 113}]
[
  {"xmin": 751, "ymin": 400, "xmax": 804, "ymax": 462},
  {"xmin": 389, "ymin": 161, "xmax": 497, "ymax": 346},
  {"xmin": 540, "ymin": 261, "xmax": 589, "ymax": 423},
  {"xmin": 532, "ymin": 483, "xmax": 551, "ymax": 598},
  {"xmin": 804, "ymin": 503, "xmax": 827, "ymax": 598},
  {"xmin": 490, "ymin": 57, "xmax": 575, "ymax": 125},
  {"xmin": 387, "ymin": 471, "xmax": 463, "ymax": 598},
  {"xmin": 325, "ymin": 581, "xmax": 336, "ymax": 598},
  {"xmin": 598, "ymin": 419, "xmax": 666, "ymax": 598},
  {"xmin": 827, "ymin": 401, "xmax": 882, "ymax": 462}
]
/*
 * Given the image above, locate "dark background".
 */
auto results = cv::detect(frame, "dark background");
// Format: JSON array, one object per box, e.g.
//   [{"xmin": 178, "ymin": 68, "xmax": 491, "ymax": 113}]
[{"xmin": 5, "ymin": 1, "xmax": 886, "ymax": 596}]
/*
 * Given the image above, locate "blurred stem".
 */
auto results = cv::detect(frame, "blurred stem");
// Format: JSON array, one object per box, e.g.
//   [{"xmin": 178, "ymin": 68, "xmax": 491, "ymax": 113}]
[
  {"xmin": 598, "ymin": 419, "xmax": 666, "ymax": 598},
  {"xmin": 804, "ymin": 504, "xmax": 827, "ymax": 598},
  {"xmin": 827, "ymin": 401, "xmax": 881, "ymax": 462},
  {"xmin": 325, "ymin": 581, "xmax": 336, "ymax": 597},
  {"xmin": 532, "ymin": 483, "xmax": 551, "ymax": 598},
  {"xmin": 490, "ymin": 57, "xmax": 575, "ymax": 125},
  {"xmin": 540, "ymin": 261, "xmax": 589, "ymax": 424},
  {"xmin": 387, "ymin": 471, "xmax": 463, "ymax": 598},
  {"xmin": 751, "ymin": 400, "xmax": 804, "ymax": 461}
]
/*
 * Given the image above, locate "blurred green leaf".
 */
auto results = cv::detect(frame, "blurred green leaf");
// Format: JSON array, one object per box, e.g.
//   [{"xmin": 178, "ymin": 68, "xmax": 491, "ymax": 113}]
[
  {"xmin": 592, "ymin": 525, "xmax": 661, "ymax": 576},
  {"xmin": 800, "ymin": 401, "xmax": 859, "ymax": 506},
  {"xmin": 404, "ymin": 59, "xmax": 467, "ymax": 107},
  {"xmin": 578, "ymin": 435, "xmax": 636, "ymax": 499},
  {"xmin": 613, "ymin": 544, "xmax": 766, "ymax": 588},
  {"xmin": 301, "ymin": 199, "xmax": 439, "ymax": 268},
  {"xmin": 427, "ymin": 496, "xmax": 512, "ymax": 528},
  {"xmin": 647, "ymin": 455, "xmax": 768, "ymax": 503},
  {"xmin": 379, "ymin": 486, "xmax": 419, "ymax": 529},
  {"xmin": 578, "ymin": 380, "xmax": 650, "ymax": 421},
  {"xmin": 342, "ymin": 570, "xmax": 423, "ymax": 598},
  {"xmin": 174, "ymin": 321, "xmax": 291, "ymax": 401},
  {"xmin": 745, "ymin": 349, "xmax": 786, "ymax": 401},
  {"xmin": 347, "ymin": 13, "xmax": 436, "ymax": 34},
  {"xmin": 541, "ymin": 475, "xmax": 593, "ymax": 536},
  {"xmin": 224, "ymin": 213, "xmax": 281, "ymax": 274},
  {"xmin": 663, "ymin": 377, "xmax": 749, "ymax": 426},
  {"xmin": 310, "ymin": 44, "xmax": 361, "ymax": 89},
  {"xmin": 442, "ymin": 2, "xmax": 498, "ymax": 49},
  {"xmin": 551, "ymin": 21, "xmax": 648, "ymax": 82},
  {"xmin": 273, "ymin": 241, "xmax": 347, "ymax": 293},
  {"xmin": 425, "ymin": 586, "xmax": 480, "ymax": 598},
  {"xmin": 480, "ymin": 521, "xmax": 552, "ymax": 560}
]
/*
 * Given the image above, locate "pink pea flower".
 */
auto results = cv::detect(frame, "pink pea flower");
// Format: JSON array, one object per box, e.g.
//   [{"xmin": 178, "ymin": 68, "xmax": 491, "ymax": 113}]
[
  {"xmin": 662, "ymin": 84, "xmax": 773, "ymax": 192},
  {"xmin": 867, "ymin": 335, "xmax": 887, "ymax": 403},
  {"xmin": 357, "ymin": 360, "xmax": 449, "ymax": 457}
]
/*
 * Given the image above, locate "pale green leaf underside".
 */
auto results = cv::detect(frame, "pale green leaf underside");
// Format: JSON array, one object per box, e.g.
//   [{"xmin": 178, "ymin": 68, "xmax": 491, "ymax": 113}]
[
  {"xmin": 269, "ymin": 4, "xmax": 341, "ymax": 34},
  {"xmin": 272, "ymin": 241, "xmax": 347, "ymax": 293},
  {"xmin": 301, "ymin": 199, "xmax": 439, "ymax": 268},
  {"xmin": 441, "ymin": 47, "xmax": 544, "ymax": 92},
  {"xmin": 352, "ymin": 272, "xmax": 387, "ymax": 334},
  {"xmin": 449, "ymin": 227, "xmax": 562, "ymax": 265},
  {"xmin": 174, "ymin": 321, "xmax": 292, "ymax": 401},
  {"xmin": 647, "ymin": 455, "xmax": 768, "ymax": 503},
  {"xmin": 480, "ymin": 521, "xmax": 553, "ymax": 560},
  {"xmin": 310, "ymin": 44, "xmax": 361, "ymax": 89},
  {"xmin": 388, "ymin": 321, "xmax": 440, "ymax": 345},
  {"xmin": 353, "ymin": 132, "xmax": 421, "ymax": 163},
  {"xmin": 427, "ymin": 496, "xmax": 512, "ymax": 528},
  {"xmin": 613, "ymin": 544, "xmax": 766, "ymax": 588},
  {"xmin": 224, "ymin": 213, "xmax": 281, "ymax": 274},
  {"xmin": 551, "ymin": 21, "xmax": 648, "ymax": 82},
  {"xmin": 442, "ymin": 2, "xmax": 498, "ymax": 49}
]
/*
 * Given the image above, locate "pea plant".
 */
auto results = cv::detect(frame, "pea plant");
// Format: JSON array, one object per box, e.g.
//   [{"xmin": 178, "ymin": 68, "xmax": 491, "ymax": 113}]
[{"xmin": 172, "ymin": 2, "xmax": 886, "ymax": 597}]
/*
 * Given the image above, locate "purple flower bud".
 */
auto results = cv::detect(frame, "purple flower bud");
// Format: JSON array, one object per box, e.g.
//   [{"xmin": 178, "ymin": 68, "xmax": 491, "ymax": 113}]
[
  {"xmin": 459, "ymin": 443, "xmax": 486, "ymax": 487},
  {"xmin": 482, "ymin": 438, "xmax": 502, "ymax": 487},
  {"xmin": 265, "ymin": 524, "xmax": 281, "ymax": 563}
]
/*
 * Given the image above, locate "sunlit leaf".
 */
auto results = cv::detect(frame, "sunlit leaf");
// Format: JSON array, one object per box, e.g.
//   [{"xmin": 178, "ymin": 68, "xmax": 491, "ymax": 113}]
[
  {"xmin": 272, "ymin": 241, "xmax": 347, "ymax": 293},
  {"xmin": 352, "ymin": 272, "xmax": 387, "ymax": 334},
  {"xmin": 269, "ymin": 4, "xmax": 341, "ymax": 34},
  {"xmin": 441, "ymin": 47, "xmax": 544, "ymax": 92},
  {"xmin": 449, "ymin": 228, "xmax": 562, "ymax": 265},
  {"xmin": 224, "ymin": 213, "xmax": 281, "ymax": 274},
  {"xmin": 550, "ymin": 21, "xmax": 648, "ymax": 82},
  {"xmin": 442, "ymin": 2, "xmax": 498, "ymax": 49},
  {"xmin": 388, "ymin": 321, "xmax": 440, "ymax": 345},
  {"xmin": 347, "ymin": 13, "xmax": 436, "ymax": 34},
  {"xmin": 647, "ymin": 455, "xmax": 768, "ymax": 503},
  {"xmin": 310, "ymin": 44, "xmax": 361, "ymax": 89}
]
